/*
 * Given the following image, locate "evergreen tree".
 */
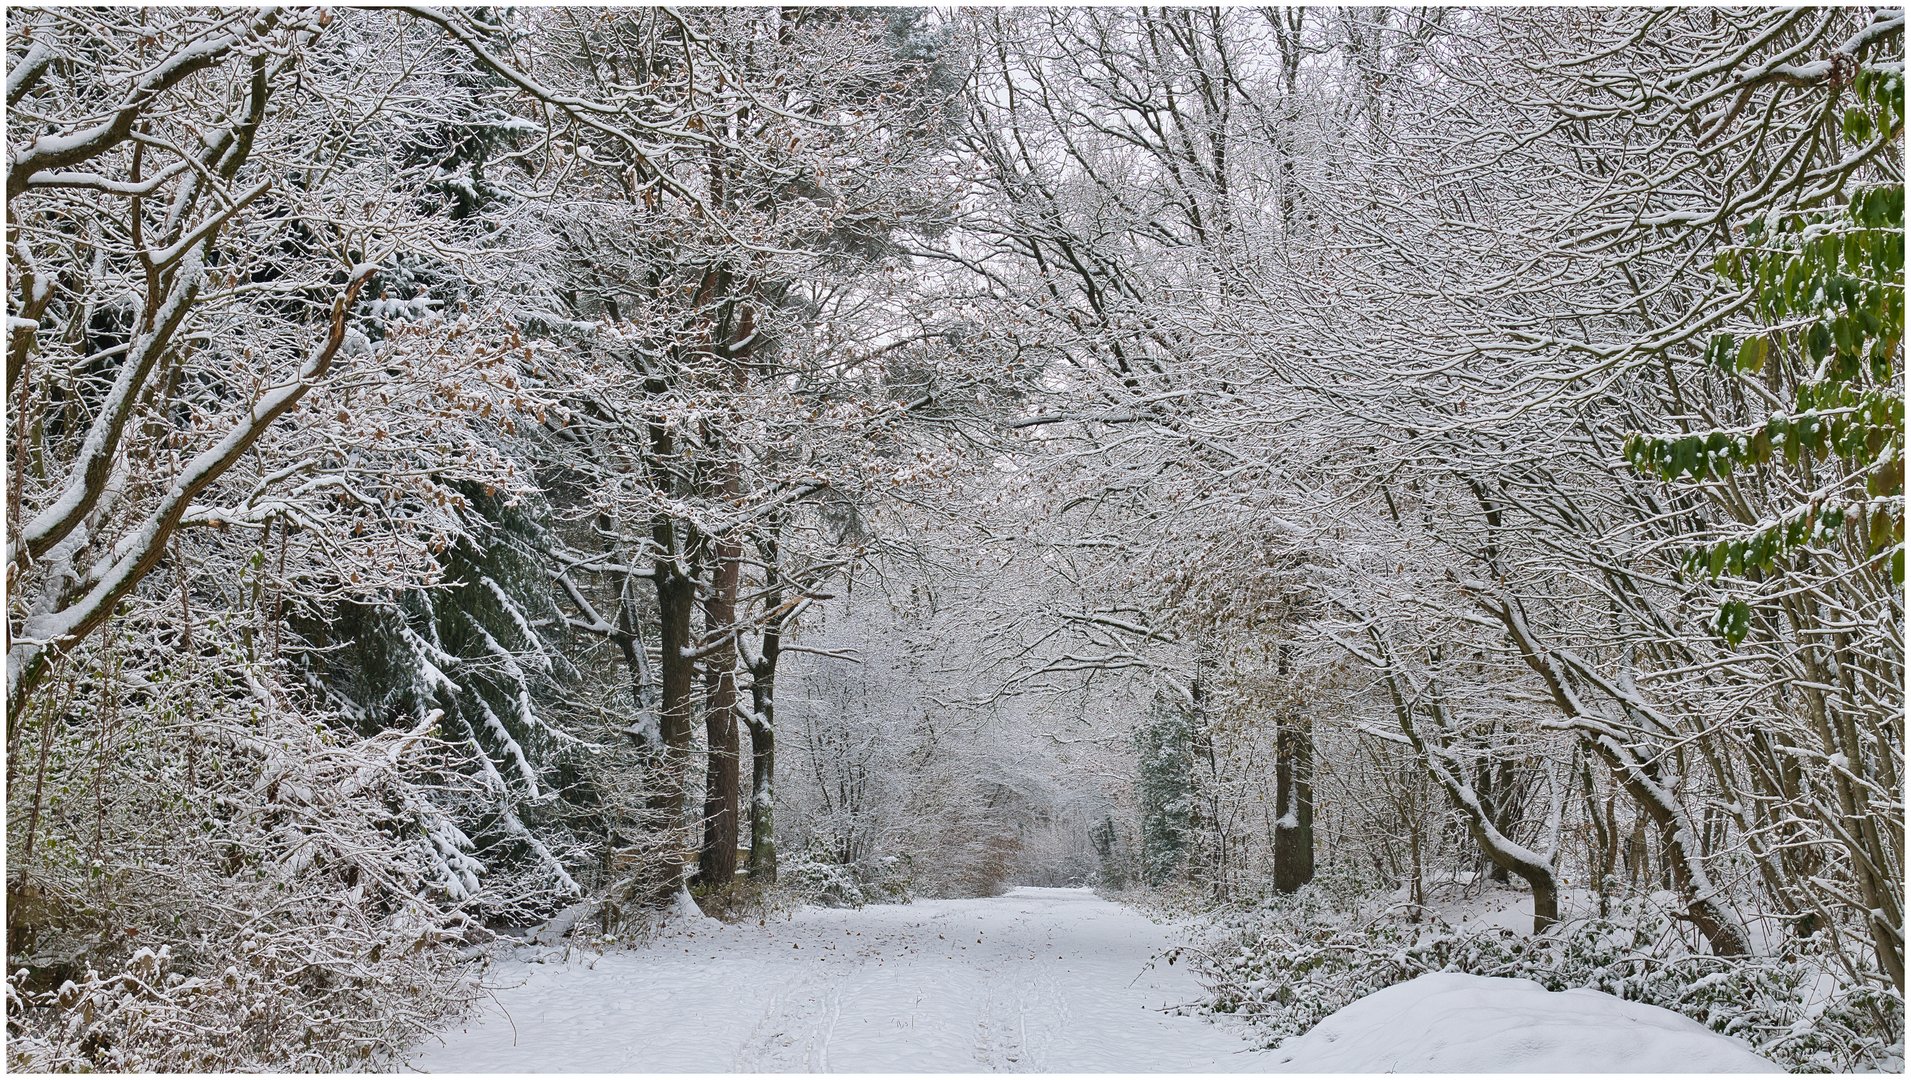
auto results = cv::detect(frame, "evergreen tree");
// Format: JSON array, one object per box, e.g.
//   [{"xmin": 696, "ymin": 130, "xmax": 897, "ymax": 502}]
[
  {"xmin": 296, "ymin": 491, "xmax": 582, "ymax": 919},
  {"xmin": 1134, "ymin": 692, "xmax": 1195, "ymax": 888},
  {"xmin": 1089, "ymin": 815, "xmax": 1127, "ymax": 889}
]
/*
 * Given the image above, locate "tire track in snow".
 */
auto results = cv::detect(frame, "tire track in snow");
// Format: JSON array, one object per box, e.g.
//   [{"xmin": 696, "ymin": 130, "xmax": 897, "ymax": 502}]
[{"xmin": 413, "ymin": 886, "xmax": 1272, "ymax": 1072}]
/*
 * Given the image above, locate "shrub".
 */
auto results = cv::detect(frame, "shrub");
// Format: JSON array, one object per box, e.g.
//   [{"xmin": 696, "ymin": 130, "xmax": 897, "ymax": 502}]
[{"xmin": 1184, "ymin": 889, "xmax": 1903, "ymax": 1072}]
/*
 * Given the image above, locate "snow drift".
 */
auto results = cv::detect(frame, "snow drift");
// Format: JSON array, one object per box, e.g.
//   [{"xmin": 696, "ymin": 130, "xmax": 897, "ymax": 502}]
[{"xmin": 1269, "ymin": 971, "xmax": 1783, "ymax": 1073}]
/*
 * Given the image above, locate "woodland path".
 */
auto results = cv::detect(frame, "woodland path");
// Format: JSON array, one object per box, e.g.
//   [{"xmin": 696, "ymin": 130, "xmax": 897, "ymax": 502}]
[{"xmin": 409, "ymin": 886, "xmax": 1273, "ymax": 1072}]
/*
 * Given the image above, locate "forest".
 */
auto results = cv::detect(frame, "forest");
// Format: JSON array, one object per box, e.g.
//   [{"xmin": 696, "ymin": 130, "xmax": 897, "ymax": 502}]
[{"xmin": 3, "ymin": 5, "xmax": 1904, "ymax": 1073}]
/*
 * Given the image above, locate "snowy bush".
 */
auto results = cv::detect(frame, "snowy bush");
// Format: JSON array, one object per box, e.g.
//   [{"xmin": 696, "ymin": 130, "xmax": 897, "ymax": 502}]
[
  {"xmin": 5, "ymin": 636, "xmax": 484, "ymax": 1071},
  {"xmin": 1186, "ymin": 891, "xmax": 1903, "ymax": 1072},
  {"xmin": 781, "ymin": 847, "xmax": 870, "ymax": 909}
]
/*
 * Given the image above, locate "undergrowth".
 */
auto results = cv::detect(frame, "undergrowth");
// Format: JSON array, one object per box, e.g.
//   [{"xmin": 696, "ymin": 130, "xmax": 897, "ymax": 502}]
[{"xmin": 1178, "ymin": 885, "xmax": 1903, "ymax": 1073}]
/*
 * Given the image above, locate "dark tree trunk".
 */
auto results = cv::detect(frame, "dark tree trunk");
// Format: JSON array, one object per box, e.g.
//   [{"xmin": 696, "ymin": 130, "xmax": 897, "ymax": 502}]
[
  {"xmin": 1272, "ymin": 642, "xmax": 1315, "ymax": 894},
  {"xmin": 649, "ymin": 550, "xmax": 696, "ymax": 897},
  {"xmin": 1272, "ymin": 711, "xmax": 1315, "ymax": 894},
  {"xmin": 745, "ymin": 528, "xmax": 784, "ymax": 882},
  {"xmin": 695, "ymin": 533, "xmax": 742, "ymax": 888},
  {"xmin": 647, "ymin": 403, "xmax": 697, "ymax": 901},
  {"xmin": 747, "ymin": 651, "xmax": 777, "ymax": 882},
  {"xmin": 690, "ymin": 295, "xmax": 755, "ymax": 890},
  {"xmin": 1582, "ymin": 756, "xmax": 1617, "ymax": 917}
]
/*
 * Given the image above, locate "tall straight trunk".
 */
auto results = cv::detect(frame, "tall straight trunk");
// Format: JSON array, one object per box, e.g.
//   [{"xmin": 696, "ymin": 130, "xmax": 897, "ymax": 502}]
[
  {"xmin": 690, "ymin": 293, "xmax": 754, "ymax": 889},
  {"xmin": 1272, "ymin": 642, "xmax": 1314, "ymax": 893},
  {"xmin": 647, "ymin": 403, "xmax": 697, "ymax": 902},
  {"xmin": 695, "ymin": 528, "xmax": 742, "ymax": 888},
  {"xmin": 649, "ymin": 551, "xmax": 695, "ymax": 897},
  {"xmin": 747, "ymin": 649, "xmax": 777, "ymax": 882},
  {"xmin": 745, "ymin": 529, "xmax": 784, "ymax": 882},
  {"xmin": 1272, "ymin": 712, "xmax": 1315, "ymax": 893}
]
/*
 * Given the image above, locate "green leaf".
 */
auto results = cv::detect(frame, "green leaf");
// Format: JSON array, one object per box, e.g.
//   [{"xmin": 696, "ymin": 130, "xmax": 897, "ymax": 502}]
[
  {"xmin": 1806, "ymin": 321, "xmax": 1832, "ymax": 361},
  {"xmin": 1712, "ymin": 599, "xmax": 1752, "ymax": 647}
]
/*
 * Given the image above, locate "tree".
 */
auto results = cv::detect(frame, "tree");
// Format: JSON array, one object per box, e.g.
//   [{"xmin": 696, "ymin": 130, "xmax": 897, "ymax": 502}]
[{"xmin": 1135, "ymin": 690, "xmax": 1195, "ymax": 887}]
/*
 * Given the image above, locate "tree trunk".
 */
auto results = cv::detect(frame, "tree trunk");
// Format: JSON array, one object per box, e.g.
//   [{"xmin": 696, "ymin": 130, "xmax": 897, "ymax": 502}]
[
  {"xmin": 1272, "ymin": 639, "xmax": 1314, "ymax": 895},
  {"xmin": 695, "ymin": 533, "xmax": 742, "ymax": 888},
  {"xmin": 1582, "ymin": 755, "xmax": 1617, "ymax": 917},
  {"xmin": 647, "ymin": 554, "xmax": 696, "ymax": 899},
  {"xmin": 745, "ymin": 527, "xmax": 785, "ymax": 882},
  {"xmin": 747, "ymin": 652, "xmax": 778, "ymax": 882},
  {"xmin": 1374, "ymin": 634, "xmax": 1558, "ymax": 933},
  {"xmin": 690, "ymin": 286, "xmax": 753, "ymax": 891},
  {"xmin": 1272, "ymin": 710, "xmax": 1315, "ymax": 893},
  {"xmin": 646, "ymin": 391, "xmax": 697, "ymax": 902}
]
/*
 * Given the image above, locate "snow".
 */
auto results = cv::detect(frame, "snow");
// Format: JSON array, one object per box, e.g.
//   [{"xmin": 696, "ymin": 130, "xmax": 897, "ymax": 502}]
[
  {"xmin": 1268, "ymin": 972, "xmax": 1783, "ymax": 1073},
  {"xmin": 411, "ymin": 886, "xmax": 1272, "ymax": 1072},
  {"xmin": 413, "ymin": 889, "xmax": 1790, "ymax": 1074},
  {"xmin": 665, "ymin": 885, "xmax": 718, "ymax": 929}
]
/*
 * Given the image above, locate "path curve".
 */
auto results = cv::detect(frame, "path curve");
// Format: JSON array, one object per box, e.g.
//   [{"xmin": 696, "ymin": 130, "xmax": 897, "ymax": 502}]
[{"xmin": 410, "ymin": 886, "xmax": 1271, "ymax": 1072}]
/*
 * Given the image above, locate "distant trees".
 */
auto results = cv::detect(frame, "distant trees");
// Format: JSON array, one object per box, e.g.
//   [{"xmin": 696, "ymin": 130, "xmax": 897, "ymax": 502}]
[{"xmin": 953, "ymin": 3, "xmax": 1904, "ymax": 999}]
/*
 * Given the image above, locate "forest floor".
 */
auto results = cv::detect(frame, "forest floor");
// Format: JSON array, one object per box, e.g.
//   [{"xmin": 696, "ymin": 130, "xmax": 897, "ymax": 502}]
[{"xmin": 407, "ymin": 886, "xmax": 1272, "ymax": 1072}]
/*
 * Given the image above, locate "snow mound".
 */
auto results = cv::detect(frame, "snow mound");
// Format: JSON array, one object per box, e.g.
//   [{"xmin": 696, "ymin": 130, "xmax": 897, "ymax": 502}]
[
  {"xmin": 665, "ymin": 885, "xmax": 716, "ymax": 928},
  {"xmin": 1270, "ymin": 972, "xmax": 1782, "ymax": 1073}
]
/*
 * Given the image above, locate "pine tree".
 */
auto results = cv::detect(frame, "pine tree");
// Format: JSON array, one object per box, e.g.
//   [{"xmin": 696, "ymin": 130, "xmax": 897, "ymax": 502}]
[
  {"xmin": 1134, "ymin": 691, "xmax": 1195, "ymax": 887},
  {"xmin": 296, "ymin": 490, "xmax": 582, "ymax": 918}
]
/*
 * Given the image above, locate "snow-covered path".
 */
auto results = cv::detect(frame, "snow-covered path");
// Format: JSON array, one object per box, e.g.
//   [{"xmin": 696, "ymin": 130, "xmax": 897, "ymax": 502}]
[{"xmin": 410, "ymin": 886, "xmax": 1271, "ymax": 1072}]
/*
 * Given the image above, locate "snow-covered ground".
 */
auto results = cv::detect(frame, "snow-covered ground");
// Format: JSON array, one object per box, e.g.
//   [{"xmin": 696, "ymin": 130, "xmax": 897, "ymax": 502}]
[
  {"xmin": 409, "ymin": 886, "xmax": 1271, "ymax": 1072},
  {"xmin": 1269, "ymin": 972, "xmax": 1782, "ymax": 1073},
  {"xmin": 412, "ymin": 886, "xmax": 1785, "ymax": 1074}
]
